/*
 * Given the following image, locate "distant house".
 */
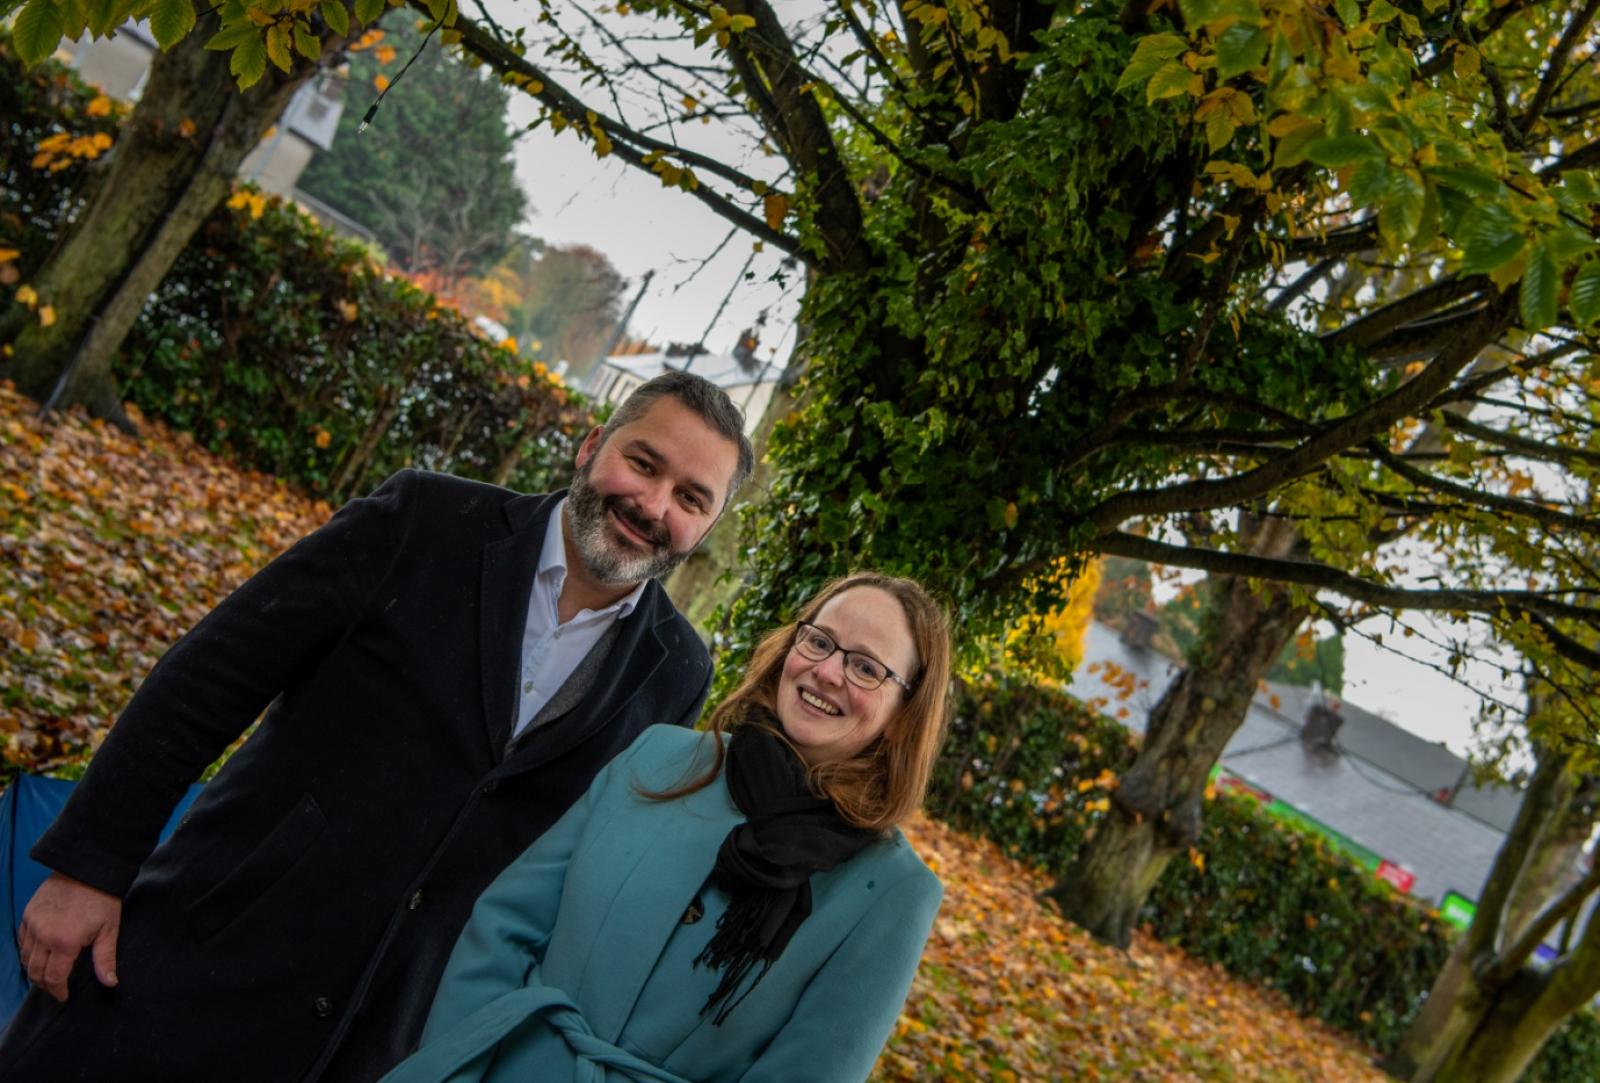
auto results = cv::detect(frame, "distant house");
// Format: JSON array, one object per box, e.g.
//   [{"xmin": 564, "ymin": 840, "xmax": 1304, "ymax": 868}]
[
  {"xmin": 55, "ymin": 22, "xmax": 374, "ymax": 244},
  {"xmin": 1069, "ymin": 620, "xmax": 1588, "ymax": 941},
  {"xmin": 586, "ymin": 350, "xmax": 780, "ymax": 438}
]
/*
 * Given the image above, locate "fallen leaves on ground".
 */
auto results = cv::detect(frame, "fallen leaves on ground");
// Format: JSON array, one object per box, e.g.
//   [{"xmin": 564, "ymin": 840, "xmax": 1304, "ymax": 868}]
[
  {"xmin": 2, "ymin": 382, "xmax": 1388, "ymax": 1080},
  {"xmin": 0, "ymin": 382, "xmax": 330, "ymax": 773},
  {"xmin": 876, "ymin": 814, "xmax": 1391, "ymax": 1082}
]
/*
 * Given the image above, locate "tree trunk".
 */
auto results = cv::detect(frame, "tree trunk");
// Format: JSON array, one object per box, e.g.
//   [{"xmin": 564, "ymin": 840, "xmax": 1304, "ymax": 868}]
[
  {"xmin": 1049, "ymin": 515, "xmax": 1308, "ymax": 946},
  {"xmin": 1, "ymin": 17, "xmax": 330, "ymax": 425},
  {"xmin": 1422, "ymin": 963, "xmax": 1588, "ymax": 1083},
  {"xmin": 1388, "ymin": 738, "xmax": 1600, "ymax": 1080}
]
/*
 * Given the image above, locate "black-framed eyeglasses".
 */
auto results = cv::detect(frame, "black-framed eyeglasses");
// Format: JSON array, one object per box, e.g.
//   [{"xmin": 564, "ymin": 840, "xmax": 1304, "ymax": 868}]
[{"xmin": 792, "ymin": 623, "xmax": 914, "ymax": 693}]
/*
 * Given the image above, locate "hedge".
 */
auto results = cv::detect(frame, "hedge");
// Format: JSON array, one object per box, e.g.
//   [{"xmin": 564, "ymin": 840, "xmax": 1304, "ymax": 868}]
[
  {"xmin": 929, "ymin": 674, "xmax": 1600, "ymax": 1079},
  {"xmin": 2, "ymin": 33, "xmax": 591, "ymax": 502}
]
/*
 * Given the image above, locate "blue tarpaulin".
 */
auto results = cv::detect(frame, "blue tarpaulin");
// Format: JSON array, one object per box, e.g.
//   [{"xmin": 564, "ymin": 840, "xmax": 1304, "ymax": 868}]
[{"xmin": 0, "ymin": 776, "xmax": 202, "ymax": 1026}]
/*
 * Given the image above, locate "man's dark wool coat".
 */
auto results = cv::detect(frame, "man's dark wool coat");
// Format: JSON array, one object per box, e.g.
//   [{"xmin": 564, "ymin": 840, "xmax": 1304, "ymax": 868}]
[{"xmin": 0, "ymin": 470, "xmax": 712, "ymax": 1082}]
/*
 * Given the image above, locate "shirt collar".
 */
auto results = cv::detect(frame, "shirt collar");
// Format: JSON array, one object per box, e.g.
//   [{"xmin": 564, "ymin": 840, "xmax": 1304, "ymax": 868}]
[{"xmin": 540, "ymin": 497, "xmax": 646, "ymax": 619}]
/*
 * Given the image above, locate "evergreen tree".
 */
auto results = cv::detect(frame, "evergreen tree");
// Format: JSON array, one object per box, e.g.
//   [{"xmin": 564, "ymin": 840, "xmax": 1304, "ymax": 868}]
[{"xmin": 298, "ymin": 15, "xmax": 525, "ymax": 283}]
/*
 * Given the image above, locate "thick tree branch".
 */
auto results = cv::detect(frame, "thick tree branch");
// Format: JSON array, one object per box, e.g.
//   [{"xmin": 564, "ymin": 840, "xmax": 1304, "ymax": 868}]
[
  {"xmin": 1518, "ymin": 0, "xmax": 1600, "ymax": 140},
  {"xmin": 1321, "ymin": 276, "xmax": 1485, "ymax": 351},
  {"xmin": 1372, "ymin": 443, "xmax": 1600, "ymax": 536},
  {"xmin": 440, "ymin": 9, "xmax": 803, "ymax": 258},
  {"xmin": 1288, "ymin": 219, "xmax": 1378, "ymax": 262},
  {"xmin": 724, "ymin": 0, "xmax": 871, "ymax": 271},
  {"xmin": 1084, "ymin": 290, "xmax": 1517, "ymax": 532},
  {"xmin": 1418, "ymin": 0, "xmax": 1549, "ymax": 78},
  {"xmin": 1444, "ymin": 414, "xmax": 1600, "ymax": 470},
  {"xmin": 1266, "ymin": 257, "xmax": 1337, "ymax": 313},
  {"xmin": 1096, "ymin": 532, "xmax": 1600, "ymax": 670}
]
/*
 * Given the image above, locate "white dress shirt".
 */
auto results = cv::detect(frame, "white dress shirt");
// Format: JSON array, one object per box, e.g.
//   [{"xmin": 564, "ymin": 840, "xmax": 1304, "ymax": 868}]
[{"xmin": 512, "ymin": 498, "xmax": 647, "ymax": 739}]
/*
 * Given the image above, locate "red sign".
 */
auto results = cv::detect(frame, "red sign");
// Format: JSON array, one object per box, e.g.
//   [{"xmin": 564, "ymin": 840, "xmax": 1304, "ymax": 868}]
[
  {"xmin": 1376, "ymin": 860, "xmax": 1415, "ymax": 894},
  {"xmin": 1214, "ymin": 773, "xmax": 1271, "ymax": 803}
]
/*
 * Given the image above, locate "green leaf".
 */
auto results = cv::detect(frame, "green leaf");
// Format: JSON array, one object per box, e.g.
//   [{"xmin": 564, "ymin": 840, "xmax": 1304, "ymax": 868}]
[
  {"xmin": 1367, "ymin": 0, "xmax": 1399, "ymax": 23},
  {"xmin": 265, "ymin": 23, "xmax": 292, "ymax": 72},
  {"xmin": 12, "ymin": 0, "xmax": 65, "ymax": 65},
  {"xmin": 148, "ymin": 0, "xmax": 196, "ymax": 49},
  {"xmin": 1116, "ymin": 32, "xmax": 1188, "ymax": 93},
  {"xmin": 1146, "ymin": 61, "xmax": 1195, "ymax": 104},
  {"xmin": 294, "ymin": 22, "xmax": 321, "ymax": 60},
  {"xmin": 1333, "ymin": 0, "xmax": 1359, "ymax": 26},
  {"xmin": 1428, "ymin": 165, "xmax": 1501, "ymax": 197},
  {"xmin": 1457, "ymin": 203, "xmax": 1524, "ymax": 275},
  {"xmin": 84, "ymin": 0, "xmax": 121, "ymax": 36},
  {"xmin": 1270, "ymin": 116, "xmax": 1322, "ymax": 169},
  {"xmin": 354, "ymin": 0, "xmax": 383, "ymax": 26},
  {"xmin": 1378, "ymin": 170, "xmax": 1424, "ymax": 245},
  {"xmin": 1570, "ymin": 260, "xmax": 1600, "ymax": 327},
  {"xmin": 1214, "ymin": 24, "xmax": 1267, "ymax": 81},
  {"xmin": 1205, "ymin": 112, "xmax": 1237, "ymax": 151},
  {"xmin": 1345, "ymin": 157, "xmax": 1389, "ymax": 208},
  {"xmin": 230, "ymin": 29, "xmax": 267, "ymax": 89},
  {"xmin": 205, "ymin": 20, "xmax": 258, "ymax": 51},
  {"xmin": 1519, "ymin": 243, "xmax": 1557, "ymax": 330},
  {"xmin": 1306, "ymin": 134, "xmax": 1383, "ymax": 168},
  {"xmin": 1179, "ymin": 0, "xmax": 1220, "ymax": 25},
  {"xmin": 1560, "ymin": 169, "xmax": 1600, "ymax": 205},
  {"xmin": 1546, "ymin": 228, "xmax": 1595, "ymax": 263},
  {"xmin": 320, "ymin": 0, "xmax": 348, "ymax": 37}
]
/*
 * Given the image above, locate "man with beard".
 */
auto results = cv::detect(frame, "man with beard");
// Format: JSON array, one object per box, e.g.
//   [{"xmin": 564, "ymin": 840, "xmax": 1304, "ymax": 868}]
[{"xmin": 0, "ymin": 371, "xmax": 754, "ymax": 1082}]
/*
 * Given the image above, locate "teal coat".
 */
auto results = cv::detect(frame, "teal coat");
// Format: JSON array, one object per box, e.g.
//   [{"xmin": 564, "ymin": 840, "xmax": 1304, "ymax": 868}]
[{"xmin": 379, "ymin": 725, "xmax": 942, "ymax": 1083}]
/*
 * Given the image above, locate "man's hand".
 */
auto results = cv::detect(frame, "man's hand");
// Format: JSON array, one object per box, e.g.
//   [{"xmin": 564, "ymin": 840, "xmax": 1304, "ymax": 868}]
[{"xmin": 17, "ymin": 872, "xmax": 122, "ymax": 1002}]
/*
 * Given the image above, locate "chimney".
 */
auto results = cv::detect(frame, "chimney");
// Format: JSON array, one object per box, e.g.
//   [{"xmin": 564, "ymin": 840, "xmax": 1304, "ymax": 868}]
[
  {"xmin": 1120, "ymin": 610, "xmax": 1159, "ymax": 650},
  {"xmin": 1302, "ymin": 702, "xmax": 1342, "ymax": 757}
]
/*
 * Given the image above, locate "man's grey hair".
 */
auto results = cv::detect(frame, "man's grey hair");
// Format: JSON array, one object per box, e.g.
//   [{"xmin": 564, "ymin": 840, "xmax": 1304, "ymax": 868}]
[{"xmin": 601, "ymin": 370, "xmax": 756, "ymax": 504}]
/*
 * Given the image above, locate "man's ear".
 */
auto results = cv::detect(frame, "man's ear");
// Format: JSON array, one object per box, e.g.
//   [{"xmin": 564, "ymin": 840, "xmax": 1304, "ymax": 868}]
[{"xmin": 574, "ymin": 425, "xmax": 606, "ymax": 469}]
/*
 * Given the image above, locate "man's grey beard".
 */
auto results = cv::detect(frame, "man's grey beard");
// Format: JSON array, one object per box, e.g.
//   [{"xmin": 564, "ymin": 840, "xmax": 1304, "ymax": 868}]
[{"xmin": 565, "ymin": 462, "xmax": 695, "ymax": 584}]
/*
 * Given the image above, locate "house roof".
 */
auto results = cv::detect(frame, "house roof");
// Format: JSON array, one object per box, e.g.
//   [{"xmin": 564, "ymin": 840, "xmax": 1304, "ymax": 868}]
[
  {"xmin": 590, "ymin": 351, "xmax": 776, "ymax": 392},
  {"xmin": 1067, "ymin": 621, "xmax": 1527, "ymax": 904}
]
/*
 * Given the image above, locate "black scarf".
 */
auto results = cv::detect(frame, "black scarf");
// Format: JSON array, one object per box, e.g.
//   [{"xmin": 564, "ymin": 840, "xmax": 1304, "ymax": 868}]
[{"xmin": 692, "ymin": 709, "xmax": 876, "ymax": 1024}]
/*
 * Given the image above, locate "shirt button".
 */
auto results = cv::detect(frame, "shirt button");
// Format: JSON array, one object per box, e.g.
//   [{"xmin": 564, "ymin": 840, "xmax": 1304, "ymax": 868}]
[
  {"xmin": 483, "ymin": 779, "xmax": 499, "ymax": 794},
  {"xmin": 407, "ymin": 890, "xmax": 423, "ymax": 911},
  {"xmin": 312, "ymin": 997, "xmax": 334, "ymax": 1020}
]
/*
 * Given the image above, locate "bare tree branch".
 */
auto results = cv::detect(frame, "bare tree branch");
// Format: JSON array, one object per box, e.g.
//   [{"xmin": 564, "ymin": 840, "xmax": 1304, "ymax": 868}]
[
  {"xmin": 439, "ymin": 8, "xmax": 804, "ymax": 258},
  {"xmin": 1096, "ymin": 531, "xmax": 1600, "ymax": 670},
  {"xmin": 1518, "ymin": 0, "xmax": 1600, "ymax": 140}
]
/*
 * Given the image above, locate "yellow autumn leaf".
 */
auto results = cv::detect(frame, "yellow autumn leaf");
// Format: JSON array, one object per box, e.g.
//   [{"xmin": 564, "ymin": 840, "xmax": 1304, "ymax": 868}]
[
  {"xmin": 762, "ymin": 192, "xmax": 790, "ymax": 231},
  {"xmin": 336, "ymin": 299, "xmax": 359, "ymax": 322},
  {"xmin": 375, "ymin": 44, "xmax": 397, "ymax": 63},
  {"xmin": 374, "ymin": 74, "xmax": 390, "ymax": 92},
  {"xmin": 37, "ymin": 304, "xmax": 55, "ymax": 327},
  {"xmin": 85, "ymin": 95, "xmax": 113, "ymax": 117},
  {"xmin": 15, "ymin": 284, "xmax": 39, "ymax": 308},
  {"xmin": 0, "ymin": 248, "xmax": 18, "ymax": 264}
]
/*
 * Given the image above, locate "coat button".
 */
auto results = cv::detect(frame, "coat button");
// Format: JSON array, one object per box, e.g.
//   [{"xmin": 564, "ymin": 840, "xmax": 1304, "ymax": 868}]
[
  {"xmin": 312, "ymin": 997, "xmax": 334, "ymax": 1020},
  {"xmin": 408, "ymin": 890, "xmax": 423, "ymax": 911},
  {"xmin": 483, "ymin": 779, "xmax": 499, "ymax": 794}
]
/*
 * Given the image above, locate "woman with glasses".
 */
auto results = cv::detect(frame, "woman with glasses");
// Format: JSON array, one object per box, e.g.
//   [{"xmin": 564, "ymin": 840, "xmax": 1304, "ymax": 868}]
[{"xmin": 380, "ymin": 572, "xmax": 951, "ymax": 1083}]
